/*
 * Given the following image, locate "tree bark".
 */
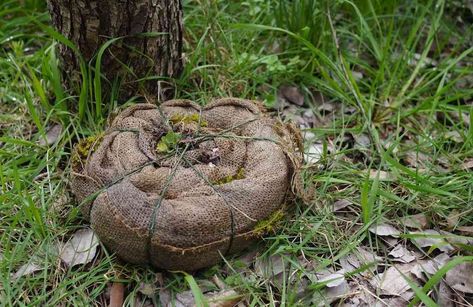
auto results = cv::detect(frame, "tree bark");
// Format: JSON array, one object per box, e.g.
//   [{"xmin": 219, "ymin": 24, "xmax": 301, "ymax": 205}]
[{"xmin": 47, "ymin": 0, "xmax": 183, "ymax": 98}]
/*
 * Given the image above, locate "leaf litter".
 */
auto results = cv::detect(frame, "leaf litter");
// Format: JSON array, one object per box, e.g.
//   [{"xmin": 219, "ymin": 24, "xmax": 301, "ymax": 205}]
[
  {"xmin": 12, "ymin": 262, "xmax": 42, "ymax": 280},
  {"xmin": 38, "ymin": 123, "xmax": 62, "ymax": 146},
  {"xmin": 332, "ymin": 199, "xmax": 352, "ymax": 212},
  {"xmin": 318, "ymin": 211, "xmax": 473, "ymax": 305},
  {"xmin": 59, "ymin": 228, "xmax": 99, "ymax": 267},
  {"xmin": 159, "ymin": 285, "xmax": 241, "ymax": 307},
  {"xmin": 388, "ymin": 244, "xmax": 417, "ymax": 263},
  {"xmin": 369, "ymin": 223, "xmax": 401, "ymax": 237},
  {"xmin": 409, "ymin": 229, "xmax": 455, "ymax": 252},
  {"xmin": 445, "ymin": 262, "xmax": 473, "ymax": 294},
  {"xmin": 399, "ymin": 213, "xmax": 429, "ymax": 230}
]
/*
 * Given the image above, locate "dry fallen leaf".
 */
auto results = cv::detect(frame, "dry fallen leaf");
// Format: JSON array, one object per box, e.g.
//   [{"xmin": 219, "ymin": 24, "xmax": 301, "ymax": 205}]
[
  {"xmin": 206, "ymin": 289, "xmax": 242, "ymax": 307},
  {"xmin": 38, "ymin": 123, "xmax": 62, "ymax": 146},
  {"xmin": 368, "ymin": 170, "xmax": 395, "ymax": 181},
  {"xmin": 302, "ymin": 109, "xmax": 316, "ymax": 128},
  {"xmin": 352, "ymin": 71, "xmax": 364, "ymax": 82},
  {"xmin": 445, "ymin": 261, "xmax": 473, "ymax": 294},
  {"xmin": 446, "ymin": 210, "xmax": 460, "ymax": 230},
  {"xmin": 138, "ymin": 282, "xmax": 156, "ymax": 297},
  {"xmin": 381, "ymin": 235, "xmax": 399, "ymax": 248},
  {"xmin": 109, "ymin": 282, "xmax": 125, "ymax": 307},
  {"xmin": 410, "ymin": 229, "xmax": 454, "ymax": 252},
  {"xmin": 318, "ymin": 102, "xmax": 335, "ymax": 114},
  {"xmin": 321, "ymin": 279, "xmax": 350, "ymax": 304},
  {"xmin": 437, "ymin": 280, "xmax": 455, "ymax": 307},
  {"xmin": 175, "ymin": 290, "xmax": 196, "ymax": 307},
  {"xmin": 12, "ymin": 262, "xmax": 42, "ymax": 280},
  {"xmin": 376, "ymin": 296, "xmax": 411, "ymax": 307},
  {"xmin": 369, "ymin": 223, "xmax": 401, "ymax": 237},
  {"xmin": 281, "ymin": 106, "xmax": 313, "ymax": 128},
  {"xmin": 457, "ymin": 225, "xmax": 473, "ymax": 235},
  {"xmin": 159, "ymin": 289, "xmax": 198, "ymax": 307},
  {"xmin": 414, "ymin": 253, "xmax": 451, "ymax": 277},
  {"xmin": 399, "ymin": 213, "xmax": 429, "ymax": 230},
  {"xmin": 254, "ymin": 254, "xmax": 292, "ymax": 289},
  {"xmin": 440, "ymin": 230, "xmax": 473, "ymax": 246},
  {"xmin": 353, "ymin": 133, "xmax": 371, "ymax": 150},
  {"xmin": 388, "ymin": 244, "xmax": 416, "ymax": 263},
  {"xmin": 462, "ymin": 158, "xmax": 473, "ymax": 170},
  {"xmin": 370, "ymin": 264, "xmax": 417, "ymax": 300},
  {"xmin": 59, "ymin": 228, "xmax": 99, "ymax": 267},
  {"xmin": 312, "ymin": 270, "xmax": 350, "ymax": 306},
  {"xmin": 254, "ymin": 254, "xmax": 286, "ymax": 279},
  {"xmin": 332, "ymin": 199, "xmax": 352, "ymax": 212},
  {"xmin": 159, "ymin": 288, "xmax": 172, "ymax": 307},
  {"xmin": 403, "ymin": 151, "xmax": 432, "ymax": 169},
  {"xmin": 317, "ymin": 270, "xmax": 346, "ymax": 288},
  {"xmin": 339, "ymin": 247, "xmax": 381, "ymax": 277},
  {"xmin": 279, "ymin": 85, "xmax": 304, "ymax": 106},
  {"xmin": 305, "ymin": 143, "xmax": 324, "ymax": 164},
  {"xmin": 340, "ymin": 279, "xmax": 378, "ymax": 306}
]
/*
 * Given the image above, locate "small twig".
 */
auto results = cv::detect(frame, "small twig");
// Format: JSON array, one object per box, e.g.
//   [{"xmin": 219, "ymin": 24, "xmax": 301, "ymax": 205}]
[{"xmin": 109, "ymin": 282, "xmax": 125, "ymax": 307}]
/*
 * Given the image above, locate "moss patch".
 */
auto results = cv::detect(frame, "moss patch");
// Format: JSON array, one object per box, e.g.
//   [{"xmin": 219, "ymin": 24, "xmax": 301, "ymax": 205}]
[
  {"xmin": 170, "ymin": 113, "xmax": 208, "ymax": 127},
  {"xmin": 253, "ymin": 209, "xmax": 285, "ymax": 236},
  {"xmin": 71, "ymin": 134, "xmax": 103, "ymax": 169},
  {"xmin": 213, "ymin": 167, "xmax": 245, "ymax": 185}
]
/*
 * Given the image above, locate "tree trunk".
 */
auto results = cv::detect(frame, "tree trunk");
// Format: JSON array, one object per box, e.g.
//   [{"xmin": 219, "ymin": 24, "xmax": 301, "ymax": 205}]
[{"xmin": 47, "ymin": 0, "xmax": 183, "ymax": 98}]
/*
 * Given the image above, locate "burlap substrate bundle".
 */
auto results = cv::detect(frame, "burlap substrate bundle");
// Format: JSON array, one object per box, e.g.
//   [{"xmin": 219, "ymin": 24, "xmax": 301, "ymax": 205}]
[{"xmin": 71, "ymin": 98, "xmax": 302, "ymax": 271}]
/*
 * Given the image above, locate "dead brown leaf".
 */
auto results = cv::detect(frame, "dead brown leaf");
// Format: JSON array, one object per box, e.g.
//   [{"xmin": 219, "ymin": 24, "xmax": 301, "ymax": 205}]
[
  {"xmin": 254, "ymin": 254, "xmax": 291, "ymax": 289},
  {"xmin": 462, "ymin": 158, "xmax": 473, "ymax": 170},
  {"xmin": 369, "ymin": 223, "xmax": 401, "ymax": 237},
  {"xmin": 311, "ymin": 270, "xmax": 350, "ymax": 306},
  {"xmin": 445, "ymin": 261, "xmax": 473, "ymax": 294},
  {"xmin": 159, "ymin": 288, "xmax": 172, "ymax": 307},
  {"xmin": 403, "ymin": 151, "xmax": 432, "ymax": 169},
  {"xmin": 457, "ymin": 225, "xmax": 473, "ymax": 235},
  {"xmin": 339, "ymin": 247, "xmax": 381, "ymax": 277},
  {"xmin": 388, "ymin": 244, "xmax": 416, "ymax": 263},
  {"xmin": 409, "ymin": 229, "xmax": 454, "ymax": 252},
  {"xmin": 437, "ymin": 281, "xmax": 455, "ymax": 307},
  {"xmin": 305, "ymin": 143, "xmax": 324, "ymax": 164},
  {"xmin": 174, "ymin": 290, "xmax": 196, "ymax": 307},
  {"xmin": 381, "ymin": 236, "xmax": 399, "ymax": 248},
  {"xmin": 370, "ymin": 264, "xmax": 418, "ymax": 300},
  {"xmin": 138, "ymin": 282, "xmax": 156, "ymax": 297},
  {"xmin": 413, "ymin": 253, "xmax": 451, "ymax": 278},
  {"xmin": 333, "ymin": 199, "xmax": 352, "ymax": 212},
  {"xmin": 399, "ymin": 213, "xmax": 429, "ymax": 230},
  {"xmin": 446, "ymin": 210, "xmax": 460, "ymax": 230},
  {"xmin": 59, "ymin": 228, "xmax": 99, "ymax": 267},
  {"xmin": 38, "ymin": 123, "xmax": 62, "ymax": 146},
  {"xmin": 206, "ymin": 289, "xmax": 242, "ymax": 307},
  {"xmin": 12, "ymin": 262, "xmax": 42, "ymax": 280},
  {"xmin": 279, "ymin": 85, "xmax": 305, "ymax": 106},
  {"xmin": 317, "ymin": 270, "xmax": 346, "ymax": 288},
  {"xmin": 368, "ymin": 170, "xmax": 395, "ymax": 181}
]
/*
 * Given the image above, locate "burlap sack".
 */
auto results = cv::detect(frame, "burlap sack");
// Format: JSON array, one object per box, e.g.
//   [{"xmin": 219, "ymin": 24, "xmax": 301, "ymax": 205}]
[{"xmin": 71, "ymin": 98, "xmax": 302, "ymax": 271}]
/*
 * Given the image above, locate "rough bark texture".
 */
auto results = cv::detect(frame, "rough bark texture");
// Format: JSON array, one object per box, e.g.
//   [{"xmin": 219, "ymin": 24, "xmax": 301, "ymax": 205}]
[{"xmin": 47, "ymin": 0, "xmax": 183, "ymax": 97}]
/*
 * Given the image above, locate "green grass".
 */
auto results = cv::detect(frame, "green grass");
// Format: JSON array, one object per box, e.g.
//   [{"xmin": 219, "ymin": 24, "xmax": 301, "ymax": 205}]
[{"xmin": 1, "ymin": 0, "xmax": 472, "ymax": 305}]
